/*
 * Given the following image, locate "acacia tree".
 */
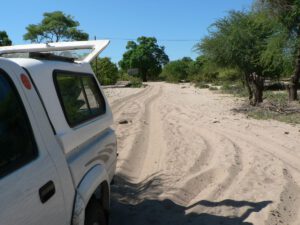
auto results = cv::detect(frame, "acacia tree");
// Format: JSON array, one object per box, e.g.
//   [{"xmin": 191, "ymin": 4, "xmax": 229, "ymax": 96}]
[
  {"xmin": 197, "ymin": 11, "xmax": 280, "ymax": 105},
  {"xmin": 0, "ymin": 31, "xmax": 12, "ymax": 46},
  {"xmin": 258, "ymin": 0, "xmax": 300, "ymax": 100},
  {"xmin": 119, "ymin": 36, "xmax": 169, "ymax": 82},
  {"xmin": 23, "ymin": 11, "xmax": 89, "ymax": 43}
]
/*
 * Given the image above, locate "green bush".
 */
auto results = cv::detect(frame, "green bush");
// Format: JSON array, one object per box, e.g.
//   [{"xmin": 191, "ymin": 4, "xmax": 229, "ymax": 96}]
[
  {"xmin": 128, "ymin": 76, "xmax": 143, "ymax": 88},
  {"xmin": 118, "ymin": 73, "xmax": 143, "ymax": 88},
  {"xmin": 218, "ymin": 68, "xmax": 240, "ymax": 82},
  {"xmin": 91, "ymin": 57, "xmax": 119, "ymax": 85}
]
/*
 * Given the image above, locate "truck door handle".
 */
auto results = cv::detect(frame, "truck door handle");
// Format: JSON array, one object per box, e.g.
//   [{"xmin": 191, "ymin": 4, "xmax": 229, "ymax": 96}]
[{"xmin": 39, "ymin": 181, "xmax": 56, "ymax": 204}]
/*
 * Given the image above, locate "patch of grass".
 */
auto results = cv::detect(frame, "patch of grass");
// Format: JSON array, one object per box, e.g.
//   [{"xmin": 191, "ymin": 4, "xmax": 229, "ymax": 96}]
[
  {"xmin": 263, "ymin": 91, "xmax": 288, "ymax": 107},
  {"xmin": 195, "ymin": 82, "xmax": 209, "ymax": 89},
  {"xmin": 241, "ymin": 91, "xmax": 300, "ymax": 124},
  {"xmin": 221, "ymin": 82, "xmax": 248, "ymax": 97},
  {"xmin": 209, "ymin": 86, "xmax": 218, "ymax": 91},
  {"xmin": 228, "ymin": 86, "xmax": 300, "ymax": 124},
  {"xmin": 248, "ymin": 108, "xmax": 300, "ymax": 124}
]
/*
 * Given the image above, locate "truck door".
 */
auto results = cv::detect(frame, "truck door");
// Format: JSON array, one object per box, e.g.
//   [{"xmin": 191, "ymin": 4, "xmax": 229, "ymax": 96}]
[{"xmin": 0, "ymin": 62, "xmax": 68, "ymax": 225}]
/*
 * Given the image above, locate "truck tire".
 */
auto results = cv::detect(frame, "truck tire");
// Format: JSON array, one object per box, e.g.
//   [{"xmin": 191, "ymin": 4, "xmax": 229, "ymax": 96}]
[{"xmin": 85, "ymin": 198, "xmax": 107, "ymax": 225}]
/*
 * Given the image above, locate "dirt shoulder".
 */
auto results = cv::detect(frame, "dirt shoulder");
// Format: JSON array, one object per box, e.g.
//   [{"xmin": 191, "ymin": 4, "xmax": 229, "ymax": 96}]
[{"xmin": 105, "ymin": 82, "xmax": 300, "ymax": 225}]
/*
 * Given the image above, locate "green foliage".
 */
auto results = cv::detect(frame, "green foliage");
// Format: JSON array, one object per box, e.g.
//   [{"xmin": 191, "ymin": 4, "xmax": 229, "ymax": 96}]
[
  {"xmin": 119, "ymin": 36, "xmax": 169, "ymax": 82},
  {"xmin": 258, "ymin": 0, "xmax": 300, "ymax": 33},
  {"xmin": 260, "ymin": 26, "xmax": 295, "ymax": 77},
  {"xmin": 221, "ymin": 82, "xmax": 249, "ymax": 97},
  {"xmin": 161, "ymin": 55, "xmax": 231, "ymax": 84},
  {"xmin": 187, "ymin": 56, "xmax": 203, "ymax": 78},
  {"xmin": 0, "ymin": 31, "xmax": 12, "ymax": 46},
  {"xmin": 197, "ymin": 11, "xmax": 280, "ymax": 79},
  {"xmin": 118, "ymin": 73, "xmax": 143, "ymax": 88},
  {"xmin": 257, "ymin": 0, "xmax": 300, "ymax": 77},
  {"xmin": 91, "ymin": 57, "xmax": 119, "ymax": 85},
  {"xmin": 197, "ymin": 11, "xmax": 271, "ymax": 75},
  {"xmin": 194, "ymin": 56, "xmax": 220, "ymax": 82},
  {"xmin": 23, "ymin": 11, "xmax": 89, "ymax": 43},
  {"xmin": 218, "ymin": 68, "xmax": 241, "ymax": 82},
  {"xmin": 160, "ymin": 58, "xmax": 191, "ymax": 82},
  {"xmin": 127, "ymin": 77, "xmax": 143, "ymax": 88}
]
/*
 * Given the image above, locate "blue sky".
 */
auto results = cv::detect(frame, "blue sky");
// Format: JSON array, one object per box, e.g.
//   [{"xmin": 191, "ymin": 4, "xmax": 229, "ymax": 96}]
[{"xmin": 1, "ymin": 0, "xmax": 252, "ymax": 63}]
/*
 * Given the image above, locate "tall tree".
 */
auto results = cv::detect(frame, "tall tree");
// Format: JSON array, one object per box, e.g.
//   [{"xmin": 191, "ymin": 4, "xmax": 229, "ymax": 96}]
[
  {"xmin": 119, "ymin": 36, "xmax": 169, "ymax": 82},
  {"xmin": 0, "ymin": 31, "xmax": 12, "ymax": 46},
  {"xmin": 258, "ymin": 0, "xmax": 300, "ymax": 100},
  {"xmin": 91, "ymin": 57, "xmax": 119, "ymax": 85},
  {"xmin": 197, "ymin": 11, "xmax": 279, "ymax": 105},
  {"xmin": 23, "ymin": 11, "xmax": 89, "ymax": 43}
]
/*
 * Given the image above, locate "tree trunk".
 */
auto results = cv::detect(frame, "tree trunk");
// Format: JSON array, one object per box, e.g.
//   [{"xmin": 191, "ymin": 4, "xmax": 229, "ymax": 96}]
[
  {"xmin": 244, "ymin": 74, "xmax": 253, "ymax": 102},
  {"xmin": 288, "ymin": 48, "xmax": 300, "ymax": 101},
  {"xmin": 249, "ymin": 72, "xmax": 264, "ymax": 106},
  {"xmin": 141, "ymin": 69, "xmax": 147, "ymax": 82},
  {"xmin": 252, "ymin": 82, "xmax": 264, "ymax": 105}
]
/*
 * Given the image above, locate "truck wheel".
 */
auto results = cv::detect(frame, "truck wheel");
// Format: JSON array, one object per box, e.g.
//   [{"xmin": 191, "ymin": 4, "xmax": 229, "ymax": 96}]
[{"xmin": 85, "ymin": 198, "xmax": 107, "ymax": 225}]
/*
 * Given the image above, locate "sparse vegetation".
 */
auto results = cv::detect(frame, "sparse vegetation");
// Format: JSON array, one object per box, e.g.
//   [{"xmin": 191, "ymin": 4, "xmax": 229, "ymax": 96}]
[
  {"xmin": 209, "ymin": 86, "xmax": 219, "ymax": 91},
  {"xmin": 232, "ymin": 91, "xmax": 300, "ymax": 124},
  {"xmin": 247, "ymin": 106, "xmax": 300, "ymax": 124},
  {"xmin": 221, "ymin": 82, "xmax": 249, "ymax": 97},
  {"xmin": 195, "ymin": 82, "xmax": 210, "ymax": 89}
]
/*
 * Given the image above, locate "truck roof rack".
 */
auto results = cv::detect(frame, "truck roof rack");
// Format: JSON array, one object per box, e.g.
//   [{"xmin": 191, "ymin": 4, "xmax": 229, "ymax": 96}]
[
  {"xmin": 0, "ymin": 40, "xmax": 110, "ymax": 63},
  {"xmin": 29, "ymin": 52, "xmax": 76, "ymax": 63}
]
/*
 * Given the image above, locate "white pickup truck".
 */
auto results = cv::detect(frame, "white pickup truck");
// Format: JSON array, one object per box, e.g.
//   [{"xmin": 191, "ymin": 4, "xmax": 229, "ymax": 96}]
[{"xmin": 0, "ymin": 41, "xmax": 117, "ymax": 225}]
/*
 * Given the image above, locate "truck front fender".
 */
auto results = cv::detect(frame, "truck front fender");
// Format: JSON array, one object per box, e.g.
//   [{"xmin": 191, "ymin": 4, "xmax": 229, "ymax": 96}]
[{"xmin": 72, "ymin": 164, "xmax": 110, "ymax": 225}]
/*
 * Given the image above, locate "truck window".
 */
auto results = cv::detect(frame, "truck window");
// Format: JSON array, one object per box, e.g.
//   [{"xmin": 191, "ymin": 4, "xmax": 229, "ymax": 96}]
[
  {"xmin": 54, "ymin": 71, "xmax": 106, "ymax": 127},
  {"xmin": 0, "ymin": 71, "xmax": 38, "ymax": 178}
]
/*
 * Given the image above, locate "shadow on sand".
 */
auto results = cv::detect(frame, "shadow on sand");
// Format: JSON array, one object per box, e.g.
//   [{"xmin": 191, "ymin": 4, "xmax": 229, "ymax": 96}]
[{"xmin": 110, "ymin": 174, "xmax": 272, "ymax": 225}]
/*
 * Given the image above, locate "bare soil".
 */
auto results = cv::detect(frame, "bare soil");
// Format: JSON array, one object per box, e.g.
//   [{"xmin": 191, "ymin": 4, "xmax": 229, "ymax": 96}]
[{"xmin": 104, "ymin": 82, "xmax": 300, "ymax": 225}]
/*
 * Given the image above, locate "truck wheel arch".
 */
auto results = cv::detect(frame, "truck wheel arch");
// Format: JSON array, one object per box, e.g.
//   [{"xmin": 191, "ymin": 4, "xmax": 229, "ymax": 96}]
[{"xmin": 72, "ymin": 164, "xmax": 110, "ymax": 225}]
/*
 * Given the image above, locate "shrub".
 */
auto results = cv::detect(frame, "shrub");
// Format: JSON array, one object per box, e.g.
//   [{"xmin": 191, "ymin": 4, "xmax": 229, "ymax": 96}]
[{"xmin": 118, "ymin": 73, "xmax": 143, "ymax": 88}]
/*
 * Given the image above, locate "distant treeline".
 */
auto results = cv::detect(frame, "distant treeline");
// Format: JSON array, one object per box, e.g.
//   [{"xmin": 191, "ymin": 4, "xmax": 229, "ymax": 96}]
[{"xmin": 2, "ymin": 2, "xmax": 300, "ymax": 103}]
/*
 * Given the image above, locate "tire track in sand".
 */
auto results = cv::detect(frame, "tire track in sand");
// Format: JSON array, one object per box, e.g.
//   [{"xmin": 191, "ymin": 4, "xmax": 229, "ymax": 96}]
[
  {"xmin": 114, "ymin": 84, "xmax": 164, "ymax": 181},
  {"xmin": 159, "ymin": 100, "xmax": 243, "ymax": 205},
  {"xmin": 266, "ymin": 168, "xmax": 300, "ymax": 225}
]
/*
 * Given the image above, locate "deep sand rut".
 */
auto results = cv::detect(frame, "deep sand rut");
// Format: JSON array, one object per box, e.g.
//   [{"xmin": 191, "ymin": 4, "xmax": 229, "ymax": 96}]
[{"xmin": 104, "ymin": 83, "xmax": 300, "ymax": 225}]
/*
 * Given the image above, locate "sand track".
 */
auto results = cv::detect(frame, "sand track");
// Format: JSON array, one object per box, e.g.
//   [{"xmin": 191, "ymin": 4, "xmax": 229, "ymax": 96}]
[{"xmin": 105, "ymin": 83, "xmax": 300, "ymax": 225}]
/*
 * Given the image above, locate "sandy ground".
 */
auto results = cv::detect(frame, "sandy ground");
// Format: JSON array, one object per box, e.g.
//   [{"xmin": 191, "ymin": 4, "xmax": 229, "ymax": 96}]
[{"xmin": 103, "ymin": 82, "xmax": 300, "ymax": 225}]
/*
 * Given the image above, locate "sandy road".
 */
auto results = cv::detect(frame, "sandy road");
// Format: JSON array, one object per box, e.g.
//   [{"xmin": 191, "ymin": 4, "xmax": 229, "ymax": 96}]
[{"xmin": 104, "ymin": 82, "xmax": 300, "ymax": 225}]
